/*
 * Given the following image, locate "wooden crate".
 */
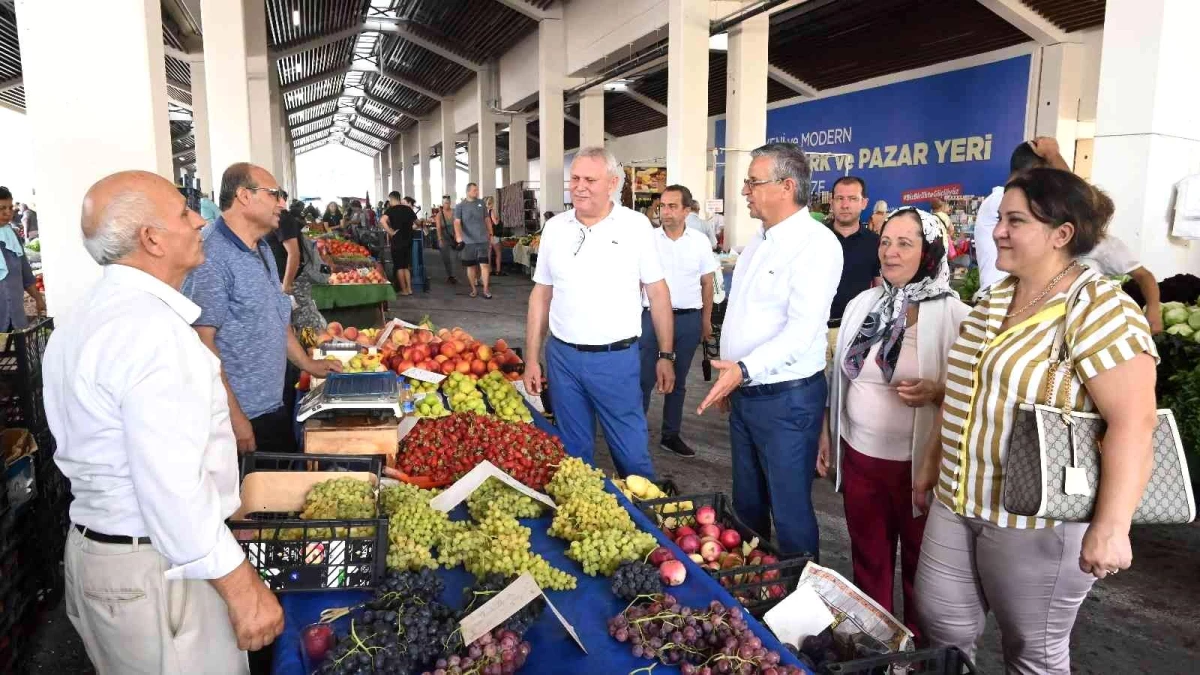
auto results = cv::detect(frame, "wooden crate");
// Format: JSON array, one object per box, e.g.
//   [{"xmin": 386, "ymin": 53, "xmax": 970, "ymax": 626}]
[{"xmin": 303, "ymin": 415, "xmax": 399, "ymax": 463}]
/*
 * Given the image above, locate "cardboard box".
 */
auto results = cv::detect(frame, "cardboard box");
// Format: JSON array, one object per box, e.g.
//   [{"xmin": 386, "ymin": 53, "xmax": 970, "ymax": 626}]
[
  {"xmin": 303, "ymin": 415, "xmax": 400, "ymax": 463},
  {"xmin": 230, "ymin": 469, "xmax": 379, "ymax": 520}
]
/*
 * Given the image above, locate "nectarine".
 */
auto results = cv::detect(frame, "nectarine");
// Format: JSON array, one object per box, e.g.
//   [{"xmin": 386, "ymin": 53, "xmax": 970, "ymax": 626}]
[
  {"xmin": 440, "ymin": 361, "xmax": 456, "ymax": 375},
  {"xmin": 327, "ymin": 322, "xmax": 343, "ymax": 336},
  {"xmin": 470, "ymin": 359, "xmax": 487, "ymax": 375},
  {"xmin": 476, "ymin": 345, "xmax": 492, "ymax": 361},
  {"xmin": 439, "ymin": 342, "xmax": 457, "ymax": 358},
  {"xmin": 455, "ymin": 360, "xmax": 472, "ymax": 374},
  {"xmin": 344, "ymin": 326, "xmax": 359, "ymax": 340}
]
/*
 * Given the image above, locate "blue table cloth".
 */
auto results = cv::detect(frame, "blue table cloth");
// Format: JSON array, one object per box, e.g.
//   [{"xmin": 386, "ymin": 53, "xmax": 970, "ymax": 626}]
[{"xmin": 273, "ymin": 408, "xmax": 807, "ymax": 674}]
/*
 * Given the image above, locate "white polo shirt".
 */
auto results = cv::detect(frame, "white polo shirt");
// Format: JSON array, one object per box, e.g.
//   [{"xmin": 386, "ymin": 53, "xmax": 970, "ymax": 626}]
[
  {"xmin": 642, "ymin": 227, "xmax": 719, "ymax": 310},
  {"xmin": 720, "ymin": 207, "xmax": 843, "ymax": 385},
  {"xmin": 533, "ymin": 204, "xmax": 665, "ymax": 345}
]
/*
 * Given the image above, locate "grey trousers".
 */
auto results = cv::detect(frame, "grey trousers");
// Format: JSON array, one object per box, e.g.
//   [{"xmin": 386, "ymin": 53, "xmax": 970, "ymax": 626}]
[
  {"xmin": 438, "ymin": 241, "xmax": 460, "ymax": 277},
  {"xmin": 914, "ymin": 502, "xmax": 1095, "ymax": 675}
]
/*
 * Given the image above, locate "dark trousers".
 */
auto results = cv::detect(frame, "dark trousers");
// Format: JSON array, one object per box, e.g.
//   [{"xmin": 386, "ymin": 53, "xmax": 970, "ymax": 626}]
[
  {"xmin": 842, "ymin": 441, "xmax": 926, "ymax": 638},
  {"xmin": 729, "ymin": 373, "xmax": 825, "ymax": 557},
  {"xmin": 250, "ymin": 405, "xmax": 297, "ymax": 454},
  {"xmin": 545, "ymin": 336, "xmax": 656, "ymax": 479},
  {"xmin": 637, "ymin": 309, "xmax": 702, "ymax": 439}
]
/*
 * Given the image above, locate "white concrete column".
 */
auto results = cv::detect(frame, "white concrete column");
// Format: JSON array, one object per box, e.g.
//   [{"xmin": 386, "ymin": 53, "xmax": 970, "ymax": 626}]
[
  {"xmin": 419, "ymin": 121, "xmax": 434, "ymax": 212},
  {"xmin": 201, "ymin": 0, "xmax": 253, "ymax": 186},
  {"xmin": 500, "ymin": 166, "xmax": 511, "ymax": 187},
  {"xmin": 390, "ymin": 140, "xmax": 403, "ymax": 196},
  {"xmin": 477, "ymin": 73, "xmax": 497, "ymax": 198},
  {"xmin": 441, "ymin": 102, "xmax": 457, "ymax": 202},
  {"xmin": 538, "ymin": 19, "xmax": 566, "ymax": 212},
  {"xmin": 380, "ymin": 145, "xmax": 392, "ymax": 197},
  {"xmin": 509, "ymin": 114, "xmax": 529, "ymax": 183},
  {"xmin": 269, "ymin": 64, "xmax": 288, "ymax": 186},
  {"xmin": 244, "ymin": 0, "xmax": 275, "ymax": 173},
  {"xmin": 468, "ymin": 133, "xmax": 480, "ymax": 185},
  {"xmin": 722, "ymin": 9, "xmax": 769, "ymax": 248},
  {"xmin": 1034, "ymin": 42, "xmax": 1083, "ymax": 170},
  {"xmin": 401, "ymin": 132, "xmax": 415, "ymax": 199},
  {"xmin": 667, "ymin": 0, "xmax": 710, "ymax": 205},
  {"xmin": 1091, "ymin": 0, "xmax": 1200, "ymax": 277},
  {"xmin": 190, "ymin": 59, "xmax": 214, "ymax": 197},
  {"xmin": 578, "ymin": 86, "xmax": 606, "ymax": 149},
  {"xmin": 16, "ymin": 0, "xmax": 173, "ymax": 315}
]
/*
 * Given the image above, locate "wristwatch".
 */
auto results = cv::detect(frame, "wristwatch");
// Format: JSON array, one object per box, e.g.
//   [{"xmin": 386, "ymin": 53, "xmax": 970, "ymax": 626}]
[
  {"xmin": 737, "ymin": 361, "xmax": 752, "ymax": 386},
  {"xmin": 657, "ymin": 351, "xmax": 676, "ymax": 362}
]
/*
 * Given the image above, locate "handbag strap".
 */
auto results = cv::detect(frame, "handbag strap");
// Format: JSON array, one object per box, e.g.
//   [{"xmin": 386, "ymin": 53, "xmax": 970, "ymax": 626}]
[{"xmin": 1044, "ymin": 279, "xmax": 1089, "ymax": 416}]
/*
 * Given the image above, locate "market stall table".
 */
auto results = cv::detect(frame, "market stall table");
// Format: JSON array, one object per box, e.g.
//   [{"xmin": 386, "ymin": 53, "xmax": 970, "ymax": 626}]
[
  {"xmin": 511, "ymin": 243, "xmax": 537, "ymax": 273},
  {"xmin": 271, "ymin": 407, "xmax": 807, "ymax": 675},
  {"xmin": 310, "ymin": 283, "xmax": 397, "ymax": 328}
]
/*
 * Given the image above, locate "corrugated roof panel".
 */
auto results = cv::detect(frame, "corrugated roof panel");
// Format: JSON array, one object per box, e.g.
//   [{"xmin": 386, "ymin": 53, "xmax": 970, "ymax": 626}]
[{"xmin": 1024, "ymin": 0, "xmax": 1106, "ymax": 32}]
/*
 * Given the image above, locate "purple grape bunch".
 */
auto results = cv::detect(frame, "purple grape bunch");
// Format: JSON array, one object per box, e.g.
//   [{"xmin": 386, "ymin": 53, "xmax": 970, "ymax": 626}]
[
  {"xmin": 422, "ymin": 626, "xmax": 531, "ymax": 675},
  {"xmin": 607, "ymin": 594, "xmax": 804, "ymax": 675}
]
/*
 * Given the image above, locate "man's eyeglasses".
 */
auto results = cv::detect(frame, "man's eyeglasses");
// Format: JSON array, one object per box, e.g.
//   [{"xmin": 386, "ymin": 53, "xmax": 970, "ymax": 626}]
[
  {"xmin": 743, "ymin": 177, "xmax": 786, "ymax": 189},
  {"xmin": 247, "ymin": 187, "xmax": 286, "ymax": 200},
  {"xmin": 573, "ymin": 226, "xmax": 588, "ymax": 256}
]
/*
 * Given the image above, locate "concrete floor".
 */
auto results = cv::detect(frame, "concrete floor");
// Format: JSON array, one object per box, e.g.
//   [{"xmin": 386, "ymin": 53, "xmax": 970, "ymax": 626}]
[{"xmin": 27, "ymin": 268, "xmax": 1200, "ymax": 674}]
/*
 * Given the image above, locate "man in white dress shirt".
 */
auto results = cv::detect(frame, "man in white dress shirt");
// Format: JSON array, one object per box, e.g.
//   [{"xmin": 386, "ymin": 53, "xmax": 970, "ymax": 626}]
[
  {"xmin": 698, "ymin": 143, "xmax": 843, "ymax": 557},
  {"xmin": 685, "ymin": 199, "xmax": 718, "ymax": 249},
  {"xmin": 523, "ymin": 146, "xmax": 676, "ymax": 478},
  {"xmin": 639, "ymin": 184, "xmax": 718, "ymax": 457},
  {"xmin": 44, "ymin": 171, "xmax": 283, "ymax": 674}
]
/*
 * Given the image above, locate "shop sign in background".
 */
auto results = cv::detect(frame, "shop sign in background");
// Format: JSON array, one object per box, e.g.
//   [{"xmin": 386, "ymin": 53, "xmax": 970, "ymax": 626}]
[{"xmin": 715, "ymin": 55, "xmax": 1031, "ymax": 209}]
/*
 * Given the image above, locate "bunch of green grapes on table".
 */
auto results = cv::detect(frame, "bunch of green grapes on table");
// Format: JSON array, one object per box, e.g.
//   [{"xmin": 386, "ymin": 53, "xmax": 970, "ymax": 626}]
[
  {"xmin": 467, "ymin": 477, "xmax": 546, "ymax": 520},
  {"xmin": 441, "ymin": 371, "xmax": 487, "ymax": 415},
  {"xmin": 379, "ymin": 483, "xmax": 452, "ymax": 571},
  {"xmin": 479, "ymin": 371, "xmax": 534, "ymax": 423},
  {"xmin": 436, "ymin": 507, "xmax": 577, "ymax": 591}
]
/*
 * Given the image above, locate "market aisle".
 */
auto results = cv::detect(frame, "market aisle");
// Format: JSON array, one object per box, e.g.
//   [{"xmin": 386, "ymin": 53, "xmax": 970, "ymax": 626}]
[{"xmin": 25, "ymin": 269, "xmax": 1200, "ymax": 673}]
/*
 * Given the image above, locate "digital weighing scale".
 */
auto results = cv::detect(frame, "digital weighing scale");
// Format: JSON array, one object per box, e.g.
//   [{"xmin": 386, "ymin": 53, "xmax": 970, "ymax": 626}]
[{"xmin": 296, "ymin": 372, "xmax": 401, "ymax": 422}]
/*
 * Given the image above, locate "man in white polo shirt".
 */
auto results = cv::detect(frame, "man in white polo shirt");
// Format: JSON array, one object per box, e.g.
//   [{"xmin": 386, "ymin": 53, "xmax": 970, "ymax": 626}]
[
  {"xmin": 639, "ymin": 184, "xmax": 717, "ymax": 458},
  {"xmin": 698, "ymin": 142, "xmax": 843, "ymax": 558},
  {"xmin": 523, "ymin": 146, "xmax": 676, "ymax": 478}
]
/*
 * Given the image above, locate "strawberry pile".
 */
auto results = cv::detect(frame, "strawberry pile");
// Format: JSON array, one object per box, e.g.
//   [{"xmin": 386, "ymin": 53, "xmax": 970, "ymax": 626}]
[{"xmin": 398, "ymin": 413, "xmax": 566, "ymax": 490}]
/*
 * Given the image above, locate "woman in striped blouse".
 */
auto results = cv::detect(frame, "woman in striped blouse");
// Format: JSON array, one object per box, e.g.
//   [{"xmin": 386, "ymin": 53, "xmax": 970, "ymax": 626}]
[{"xmin": 913, "ymin": 168, "xmax": 1158, "ymax": 673}]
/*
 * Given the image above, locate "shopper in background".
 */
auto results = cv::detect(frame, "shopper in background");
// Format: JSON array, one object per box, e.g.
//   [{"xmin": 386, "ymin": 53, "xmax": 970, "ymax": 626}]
[
  {"xmin": 321, "ymin": 201, "xmax": 343, "ymax": 232},
  {"xmin": 643, "ymin": 193, "xmax": 662, "ymax": 227},
  {"xmin": 486, "ymin": 195, "xmax": 506, "ymax": 276},
  {"xmin": 267, "ymin": 196, "xmax": 302, "ymax": 295},
  {"xmin": 381, "ymin": 190, "xmax": 417, "ymax": 296},
  {"xmin": 819, "ymin": 207, "xmax": 969, "ymax": 637},
  {"xmin": 686, "ymin": 199, "xmax": 718, "ymax": 249},
  {"xmin": 524, "ymin": 146, "xmax": 675, "ymax": 479},
  {"xmin": 929, "ymin": 197, "xmax": 954, "ymax": 241},
  {"xmin": 303, "ymin": 202, "xmax": 320, "ymax": 222},
  {"xmin": 453, "ymin": 182, "xmax": 494, "ymax": 299},
  {"xmin": 18, "ymin": 202, "xmax": 36, "ymax": 240},
  {"xmin": 868, "ymin": 200, "xmax": 888, "ymax": 234},
  {"xmin": 0, "ymin": 186, "xmax": 45, "ymax": 327},
  {"xmin": 1079, "ymin": 234, "xmax": 1163, "ymax": 333},
  {"xmin": 698, "ymin": 142, "xmax": 843, "ymax": 558},
  {"xmin": 46, "ymin": 170, "xmax": 282, "ymax": 674},
  {"xmin": 826, "ymin": 176, "xmax": 881, "ymax": 372},
  {"xmin": 434, "ymin": 195, "xmax": 459, "ymax": 284},
  {"xmin": 915, "ymin": 169, "xmax": 1157, "ymax": 673},
  {"xmin": 185, "ymin": 163, "xmax": 341, "ymax": 455}
]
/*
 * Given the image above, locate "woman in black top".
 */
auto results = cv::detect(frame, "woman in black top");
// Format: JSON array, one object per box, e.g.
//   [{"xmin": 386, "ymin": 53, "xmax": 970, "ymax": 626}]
[
  {"xmin": 321, "ymin": 201, "xmax": 343, "ymax": 231},
  {"xmin": 381, "ymin": 191, "xmax": 417, "ymax": 296}
]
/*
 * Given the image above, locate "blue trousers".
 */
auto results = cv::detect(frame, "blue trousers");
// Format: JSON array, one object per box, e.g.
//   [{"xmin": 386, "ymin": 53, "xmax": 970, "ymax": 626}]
[
  {"xmin": 546, "ymin": 337, "xmax": 656, "ymax": 479},
  {"xmin": 638, "ymin": 309, "xmax": 702, "ymax": 439},
  {"xmin": 729, "ymin": 373, "xmax": 826, "ymax": 558}
]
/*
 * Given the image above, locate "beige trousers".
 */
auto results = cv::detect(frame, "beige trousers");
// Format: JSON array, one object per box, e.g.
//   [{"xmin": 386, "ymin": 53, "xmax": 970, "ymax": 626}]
[
  {"xmin": 914, "ymin": 502, "xmax": 1096, "ymax": 675},
  {"xmin": 64, "ymin": 527, "xmax": 249, "ymax": 675}
]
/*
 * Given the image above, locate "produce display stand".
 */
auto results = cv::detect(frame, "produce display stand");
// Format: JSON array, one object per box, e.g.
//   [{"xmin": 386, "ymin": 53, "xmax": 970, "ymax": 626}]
[
  {"xmin": 310, "ymin": 284, "xmax": 396, "ymax": 328},
  {"xmin": 270, "ymin": 406, "xmax": 808, "ymax": 675}
]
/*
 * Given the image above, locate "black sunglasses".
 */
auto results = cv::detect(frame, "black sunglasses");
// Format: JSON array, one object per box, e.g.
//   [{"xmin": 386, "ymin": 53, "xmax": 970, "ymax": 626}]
[{"xmin": 246, "ymin": 187, "xmax": 286, "ymax": 200}]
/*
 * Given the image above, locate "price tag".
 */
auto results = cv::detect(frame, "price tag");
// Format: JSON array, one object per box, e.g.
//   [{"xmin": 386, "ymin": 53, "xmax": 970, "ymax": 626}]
[
  {"xmin": 428, "ymin": 460, "xmax": 556, "ymax": 513},
  {"xmin": 402, "ymin": 368, "xmax": 446, "ymax": 384},
  {"xmin": 513, "ymin": 380, "xmax": 545, "ymax": 413},
  {"xmin": 458, "ymin": 573, "xmax": 585, "ymax": 652},
  {"xmin": 357, "ymin": 267, "xmax": 371, "ymax": 276},
  {"xmin": 1063, "ymin": 467, "xmax": 1093, "ymax": 496}
]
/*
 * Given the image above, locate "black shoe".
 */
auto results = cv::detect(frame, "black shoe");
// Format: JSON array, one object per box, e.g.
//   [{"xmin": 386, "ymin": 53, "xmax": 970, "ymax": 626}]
[{"xmin": 660, "ymin": 436, "xmax": 695, "ymax": 457}]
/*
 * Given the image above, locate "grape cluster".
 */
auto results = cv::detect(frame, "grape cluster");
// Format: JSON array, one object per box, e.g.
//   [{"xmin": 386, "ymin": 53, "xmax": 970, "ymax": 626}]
[
  {"xmin": 380, "ymin": 484, "xmax": 454, "ymax": 571},
  {"xmin": 610, "ymin": 561, "xmax": 663, "ymax": 601},
  {"xmin": 607, "ymin": 594, "xmax": 804, "ymax": 675},
  {"xmin": 544, "ymin": 457, "xmax": 606, "ymax": 502},
  {"xmin": 437, "ymin": 509, "xmax": 576, "ymax": 591},
  {"xmin": 549, "ymin": 490, "xmax": 636, "ymax": 541},
  {"xmin": 271, "ymin": 477, "xmax": 378, "ymax": 541},
  {"xmin": 423, "ymin": 626, "xmax": 531, "ymax": 675},
  {"xmin": 566, "ymin": 528, "xmax": 657, "ymax": 576},
  {"xmin": 369, "ymin": 569, "xmax": 444, "ymax": 610},
  {"xmin": 479, "ymin": 371, "xmax": 534, "ymax": 424},
  {"xmin": 467, "ymin": 478, "xmax": 545, "ymax": 521}
]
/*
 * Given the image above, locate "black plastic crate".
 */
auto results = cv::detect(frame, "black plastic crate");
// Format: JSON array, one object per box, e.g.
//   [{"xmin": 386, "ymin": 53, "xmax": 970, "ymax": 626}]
[
  {"xmin": 824, "ymin": 647, "xmax": 977, "ymax": 675},
  {"xmin": 639, "ymin": 492, "xmax": 812, "ymax": 617},
  {"xmin": 0, "ymin": 318, "xmax": 53, "ymax": 433},
  {"xmin": 228, "ymin": 452, "xmax": 389, "ymax": 593}
]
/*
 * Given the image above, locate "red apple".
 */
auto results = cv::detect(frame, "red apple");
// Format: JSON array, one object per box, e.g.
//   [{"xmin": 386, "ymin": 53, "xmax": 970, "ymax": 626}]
[
  {"xmin": 688, "ymin": 553, "xmax": 704, "ymax": 564},
  {"xmin": 674, "ymin": 526, "xmax": 697, "ymax": 540},
  {"xmin": 648, "ymin": 546, "xmax": 674, "ymax": 566},
  {"xmin": 302, "ymin": 624, "xmax": 335, "ymax": 661},
  {"xmin": 676, "ymin": 534, "xmax": 701, "ymax": 554},
  {"xmin": 719, "ymin": 529, "xmax": 742, "ymax": 550},
  {"xmin": 698, "ymin": 523, "xmax": 721, "ymax": 540},
  {"xmin": 695, "ymin": 505, "xmax": 717, "ymax": 526},
  {"xmin": 659, "ymin": 560, "xmax": 686, "ymax": 586},
  {"xmin": 700, "ymin": 540, "xmax": 725, "ymax": 562}
]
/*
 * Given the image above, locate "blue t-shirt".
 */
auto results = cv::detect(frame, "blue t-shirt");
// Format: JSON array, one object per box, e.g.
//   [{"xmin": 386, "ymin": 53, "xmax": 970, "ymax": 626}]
[{"xmin": 183, "ymin": 217, "xmax": 292, "ymax": 419}]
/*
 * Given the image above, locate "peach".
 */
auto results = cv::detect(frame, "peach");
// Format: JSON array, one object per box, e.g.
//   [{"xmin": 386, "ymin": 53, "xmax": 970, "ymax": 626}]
[
  {"xmin": 470, "ymin": 359, "xmax": 487, "ymax": 376},
  {"xmin": 476, "ymin": 345, "xmax": 493, "ymax": 361},
  {"xmin": 455, "ymin": 360, "xmax": 472, "ymax": 374},
  {"xmin": 327, "ymin": 322, "xmax": 343, "ymax": 337},
  {"xmin": 344, "ymin": 326, "xmax": 359, "ymax": 341}
]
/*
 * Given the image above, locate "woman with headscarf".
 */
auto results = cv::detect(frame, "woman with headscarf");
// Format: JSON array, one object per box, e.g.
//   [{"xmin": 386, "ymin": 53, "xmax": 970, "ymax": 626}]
[{"xmin": 817, "ymin": 207, "xmax": 969, "ymax": 638}]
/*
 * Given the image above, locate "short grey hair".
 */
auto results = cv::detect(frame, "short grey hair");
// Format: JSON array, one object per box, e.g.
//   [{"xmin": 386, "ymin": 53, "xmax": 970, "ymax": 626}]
[
  {"xmin": 83, "ymin": 191, "xmax": 162, "ymax": 265},
  {"xmin": 573, "ymin": 146, "xmax": 624, "ymax": 203},
  {"xmin": 750, "ymin": 142, "xmax": 812, "ymax": 206}
]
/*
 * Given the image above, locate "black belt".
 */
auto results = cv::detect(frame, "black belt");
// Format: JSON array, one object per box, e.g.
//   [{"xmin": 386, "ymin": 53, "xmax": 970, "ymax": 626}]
[
  {"xmin": 827, "ymin": 318, "xmax": 842, "ymax": 328},
  {"xmin": 641, "ymin": 307, "xmax": 700, "ymax": 315},
  {"xmin": 738, "ymin": 372, "xmax": 822, "ymax": 398},
  {"xmin": 75, "ymin": 524, "xmax": 151, "ymax": 546},
  {"xmin": 553, "ymin": 336, "xmax": 638, "ymax": 352}
]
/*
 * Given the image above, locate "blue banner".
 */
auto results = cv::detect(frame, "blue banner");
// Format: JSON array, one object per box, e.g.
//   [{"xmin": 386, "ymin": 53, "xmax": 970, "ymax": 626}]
[{"xmin": 715, "ymin": 55, "xmax": 1031, "ymax": 211}]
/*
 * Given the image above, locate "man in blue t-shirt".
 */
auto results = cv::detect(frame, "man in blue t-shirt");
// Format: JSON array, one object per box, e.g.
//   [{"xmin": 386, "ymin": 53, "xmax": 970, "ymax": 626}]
[
  {"xmin": 453, "ymin": 182, "xmax": 494, "ymax": 299},
  {"xmin": 184, "ymin": 163, "xmax": 341, "ymax": 454}
]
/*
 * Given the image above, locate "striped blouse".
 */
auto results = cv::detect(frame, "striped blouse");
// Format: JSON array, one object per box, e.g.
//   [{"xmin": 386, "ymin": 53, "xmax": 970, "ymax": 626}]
[{"xmin": 935, "ymin": 267, "xmax": 1158, "ymax": 529}]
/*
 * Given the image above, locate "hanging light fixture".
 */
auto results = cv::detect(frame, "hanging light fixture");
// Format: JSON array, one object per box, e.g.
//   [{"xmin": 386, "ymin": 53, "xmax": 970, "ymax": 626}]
[{"xmin": 292, "ymin": 8, "xmax": 301, "ymax": 26}]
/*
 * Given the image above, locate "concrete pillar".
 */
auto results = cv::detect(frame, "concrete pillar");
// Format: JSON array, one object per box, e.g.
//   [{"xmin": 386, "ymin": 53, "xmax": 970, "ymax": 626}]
[
  {"xmin": 468, "ymin": 133, "xmax": 480, "ymax": 184},
  {"xmin": 667, "ymin": 0, "xmax": 710, "ymax": 206},
  {"xmin": 538, "ymin": 19, "xmax": 566, "ymax": 212},
  {"xmin": 509, "ymin": 114, "xmax": 529, "ymax": 183},
  {"xmin": 391, "ymin": 140, "xmax": 404, "ymax": 196},
  {"xmin": 16, "ymin": 0, "xmax": 173, "ymax": 315},
  {"xmin": 722, "ymin": 9, "xmax": 769, "ymax": 248},
  {"xmin": 441, "ymin": 101, "xmax": 457, "ymax": 202},
  {"xmin": 419, "ymin": 121, "xmax": 434, "ymax": 212},
  {"xmin": 401, "ymin": 132, "xmax": 415, "ymax": 199},
  {"xmin": 478, "ymin": 72, "xmax": 498, "ymax": 199},
  {"xmin": 579, "ymin": 86, "xmax": 605, "ymax": 149},
  {"xmin": 244, "ymin": 0, "xmax": 275, "ymax": 173},
  {"xmin": 269, "ymin": 63, "xmax": 289, "ymax": 187},
  {"xmin": 201, "ymin": 0, "xmax": 253, "ymax": 187},
  {"xmin": 380, "ymin": 145, "xmax": 392, "ymax": 198},
  {"xmin": 500, "ymin": 166, "xmax": 511, "ymax": 188},
  {"xmin": 1034, "ymin": 43, "xmax": 1083, "ymax": 170},
  {"xmin": 1090, "ymin": 0, "xmax": 1200, "ymax": 277},
  {"xmin": 191, "ymin": 60, "xmax": 214, "ymax": 198}
]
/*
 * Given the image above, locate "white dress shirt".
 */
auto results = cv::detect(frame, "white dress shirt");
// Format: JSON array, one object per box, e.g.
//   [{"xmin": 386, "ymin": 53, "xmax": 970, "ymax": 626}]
[
  {"xmin": 973, "ymin": 186, "xmax": 1007, "ymax": 291},
  {"xmin": 533, "ymin": 204, "xmax": 665, "ymax": 345},
  {"xmin": 1079, "ymin": 235, "xmax": 1140, "ymax": 276},
  {"xmin": 44, "ymin": 264, "xmax": 244, "ymax": 581},
  {"xmin": 720, "ymin": 207, "xmax": 843, "ymax": 384},
  {"xmin": 642, "ymin": 227, "xmax": 719, "ymax": 309},
  {"xmin": 685, "ymin": 213, "xmax": 718, "ymax": 249}
]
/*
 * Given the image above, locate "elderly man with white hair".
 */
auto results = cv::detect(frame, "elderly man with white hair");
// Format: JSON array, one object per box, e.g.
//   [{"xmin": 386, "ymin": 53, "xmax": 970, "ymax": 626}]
[
  {"xmin": 43, "ymin": 170, "xmax": 283, "ymax": 674},
  {"xmin": 523, "ymin": 146, "xmax": 675, "ymax": 478}
]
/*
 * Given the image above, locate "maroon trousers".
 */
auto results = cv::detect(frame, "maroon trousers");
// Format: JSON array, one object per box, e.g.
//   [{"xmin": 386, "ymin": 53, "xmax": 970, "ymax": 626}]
[{"xmin": 841, "ymin": 441, "xmax": 927, "ymax": 639}]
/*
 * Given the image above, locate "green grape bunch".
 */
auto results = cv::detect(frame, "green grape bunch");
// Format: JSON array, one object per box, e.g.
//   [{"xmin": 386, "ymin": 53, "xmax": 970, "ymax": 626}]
[
  {"xmin": 548, "ymin": 490, "xmax": 636, "ymax": 541},
  {"xmin": 566, "ymin": 528, "xmax": 659, "ymax": 576},
  {"xmin": 467, "ymin": 478, "xmax": 546, "ymax": 520},
  {"xmin": 545, "ymin": 457, "xmax": 606, "ymax": 502}
]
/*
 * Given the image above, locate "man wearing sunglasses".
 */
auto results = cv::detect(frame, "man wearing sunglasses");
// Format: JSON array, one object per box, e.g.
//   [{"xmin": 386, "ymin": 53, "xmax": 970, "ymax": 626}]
[{"xmin": 185, "ymin": 163, "xmax": 341, "ymax": 456}]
